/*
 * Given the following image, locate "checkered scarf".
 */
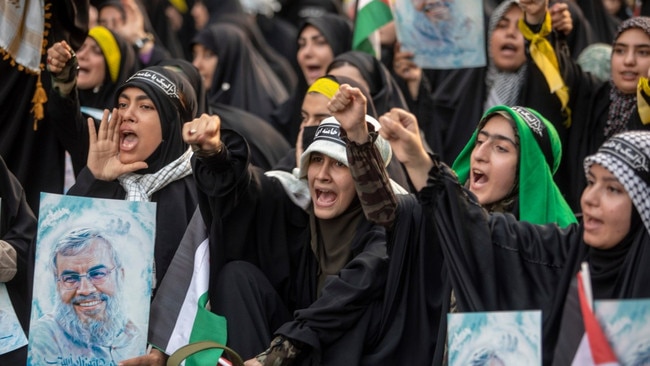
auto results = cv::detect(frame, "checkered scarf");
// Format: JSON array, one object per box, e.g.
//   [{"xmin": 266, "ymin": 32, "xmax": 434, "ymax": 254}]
[
  {"xmin": 118, "ymin": 148, "xmax": 193, "ymax": 202},
  {"xmin": 484, "ymin": 0, "xmax": 527, "ymax": 111},
  {"xmin": 584, "ymin": 131, "xmax": 650, "ymax": 234},
  {"xmin": 606, "ymin": 17, "xmax": 650, "ymax": 137}
]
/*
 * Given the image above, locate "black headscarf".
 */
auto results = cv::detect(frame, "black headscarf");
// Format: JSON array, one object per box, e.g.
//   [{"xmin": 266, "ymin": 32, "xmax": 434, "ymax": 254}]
[
  {"xmin": 157, "ymin": 58, "xmax": 207, "ymax": 117},
  {"xmin": 605, "ymin": 17, "xmax": 650, "ymax": 137},
  {"xmin": 114, "ymin": 66, "xmax": 196, "ymax": 173},
  {"xmin": 213, "ymin": 13, "xmax": 298, "ymax": 91},
  {"xmin": 582, "ymin": 131, "xmax": 650, "ymax": 299},
  {"xmin": 270, "ymin": 13, "xmax": 353, "ymax": 145},
  {"xmin": 298, "ymin": 13, "xmax": 353, "ymax": 57},
  {"xmin": 327, "ymin": 50, "xmax": 409, "ymax": 115},
  {"xmin": 192, "ymin": 22, "xmax": 289, "ymax": 122}
]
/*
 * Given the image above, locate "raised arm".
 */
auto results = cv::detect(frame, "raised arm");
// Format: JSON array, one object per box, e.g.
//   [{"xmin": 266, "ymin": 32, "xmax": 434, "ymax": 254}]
[{"xmin": 377, "ymin": 108, "xmax": 433, "ymax": 191}]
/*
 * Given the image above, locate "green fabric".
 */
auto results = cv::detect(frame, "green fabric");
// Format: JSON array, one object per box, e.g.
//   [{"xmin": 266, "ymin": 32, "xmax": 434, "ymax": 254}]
[
  {"xmin": 451, "ymin": 105, "xmax": 577, "ymax": 227},
  {"xmin": 185, "ymin": 292, "xmax": 228, "ymax": 366}
]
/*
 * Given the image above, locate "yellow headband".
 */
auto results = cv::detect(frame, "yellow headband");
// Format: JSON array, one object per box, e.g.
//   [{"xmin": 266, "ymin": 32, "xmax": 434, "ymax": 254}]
[
  {"xmin": 89, "ymin": 26, "xmax": 121, "ymax": 83},
  {"xmin": 168, "ymin": 0, "xmax": 188, "ymax": 13},
  {"xmin": 306, "ymin": 77, "xmax": 340, "ymax": 99}
]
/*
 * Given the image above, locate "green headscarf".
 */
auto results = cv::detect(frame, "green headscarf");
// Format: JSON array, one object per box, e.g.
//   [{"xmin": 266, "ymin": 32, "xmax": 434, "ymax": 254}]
[{"xmin": 451, "ymin": 105, "xmax": 576, "ymax": 227}]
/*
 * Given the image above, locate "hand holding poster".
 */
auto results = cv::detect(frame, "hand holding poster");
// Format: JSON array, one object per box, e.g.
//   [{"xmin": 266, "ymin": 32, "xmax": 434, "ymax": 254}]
[
  {"xmin": 391, "ymin": 0, "xmax": 486, "ymax": 68},
  {"xmin": 27, "ymin": 193, "xmax": 155, "ymax": 366}
]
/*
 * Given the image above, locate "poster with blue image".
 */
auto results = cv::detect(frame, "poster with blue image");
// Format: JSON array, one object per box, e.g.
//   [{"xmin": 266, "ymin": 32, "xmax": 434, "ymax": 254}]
[
  {"xmin": 447, "ymin": 310, "xmax": 541, "ymax": 365},
  {"xmin": 27, "ymin": 193, "xmax": 156, "ymax": 366}
]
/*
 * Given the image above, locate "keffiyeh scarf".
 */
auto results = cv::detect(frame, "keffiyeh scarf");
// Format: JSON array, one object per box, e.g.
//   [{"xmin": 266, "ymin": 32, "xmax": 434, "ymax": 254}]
[{"xmin": 118, "ymin": 148, "xmax": 193, "ymax": 202}]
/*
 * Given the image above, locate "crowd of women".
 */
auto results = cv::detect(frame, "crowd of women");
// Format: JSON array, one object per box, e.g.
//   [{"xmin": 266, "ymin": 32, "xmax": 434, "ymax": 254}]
[{"xmin": 1, "ymin": 0, "xmax": 650, "ymax": 364}]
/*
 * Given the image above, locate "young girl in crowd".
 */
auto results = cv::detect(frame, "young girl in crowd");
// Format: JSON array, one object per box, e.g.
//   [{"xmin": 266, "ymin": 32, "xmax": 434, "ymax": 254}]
[
  {"xmin": 330, "ymin": 102, "xmax": 575, "ymax": 364},
  {"xmin": 66, "ymin": 66, "xmax": 198, "ymax": 295},
  {"xmin": 271, "ymin": 13, "xmax": 353, "ymax": 145},
  {"xmin": 191, "ymin": 22, "xmax": 288, "ymax": 124},
  {"xmin": 564, "ymin": 17, "xmax": 650, "ymax": 211},
  {"xmin": 372, "ymin": 105, "xmax": 650, "ymax": 364},
  {"xmin": 451, "ymin": 105, "xmax": 576, "ymax": 226},
  {"xmin": 181, "ymin": 84, "xmax": 398, "ymax": 365},
  {"xmin": 392, "ymin": 0, "xmax": 573, "ymax": 164}
]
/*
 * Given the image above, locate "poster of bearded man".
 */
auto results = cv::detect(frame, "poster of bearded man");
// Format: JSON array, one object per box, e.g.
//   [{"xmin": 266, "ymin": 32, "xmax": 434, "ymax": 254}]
[{"xmin": 27, "ymin": 193, "xmax": 155, "ymax": 366}]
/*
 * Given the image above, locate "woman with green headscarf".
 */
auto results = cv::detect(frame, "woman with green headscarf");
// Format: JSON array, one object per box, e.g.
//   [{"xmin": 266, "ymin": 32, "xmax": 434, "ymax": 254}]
[{"xmin": 451, "ymin": 105, "xmax": 576, "ymax": 227}]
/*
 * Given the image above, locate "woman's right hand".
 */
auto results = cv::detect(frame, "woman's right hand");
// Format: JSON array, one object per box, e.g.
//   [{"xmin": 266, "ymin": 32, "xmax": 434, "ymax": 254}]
[
  {"xmin": 378, "ymin": 108, "xmax": 433, "ymax": 191},
  {"xmin": 393, "ymin": 42, "xmax": 422, "ymax": 99},
  {"xmin": 183, "ymin": 113, "xmax": 223, "ymax": 155},
  {"xmin": 46, "ymin": 41, "xmax": 74, "ymax": 75}
]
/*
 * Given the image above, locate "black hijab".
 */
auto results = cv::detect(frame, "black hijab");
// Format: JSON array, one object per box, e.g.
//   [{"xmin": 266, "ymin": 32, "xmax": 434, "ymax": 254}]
[
  {"xmin": 213, "ymin": 13, "xmax": 298, "ymax": 91},
  {"xmin": 114, "ymin": 66, "xmax": 196, "ymax": 173},
  {"xmin": 270, "ymin": 13, "xmax": 353, "ymax": 145},
  {"xmin": 298, "ymin": 13, "xmax": 353, "ymax": 57},
  {"xmin": 327, "ymin": 50, "xmax": 409, "ymax": 115},
  {"xmin": 192, "ymin": 22, "xmax": 289, "ymax": 122}
]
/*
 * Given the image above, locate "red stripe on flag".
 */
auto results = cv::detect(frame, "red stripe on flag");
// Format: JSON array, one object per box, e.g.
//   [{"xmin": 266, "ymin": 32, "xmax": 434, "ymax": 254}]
[{"xmin": 576, "ymin": 272, "xmax": 618, "ymax": 364}]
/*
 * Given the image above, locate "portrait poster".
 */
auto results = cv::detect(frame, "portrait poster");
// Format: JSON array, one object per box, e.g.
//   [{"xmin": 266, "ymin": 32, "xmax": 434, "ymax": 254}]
[
  {"xmin": 595, "ymin": 298, "xmax": 650, "ymax": 364},
  {"xmin": 0, "ymin": 283, "xmax": 28, "ymax": 355},
  {"xmin": 27, "ymin": 193, "xmax": 156, "ymax": 366},
  {"xmin": 391, "ymin": 0, "xmax": 486, "ymax": 69},
  {"xmin": 447, "ymin": 310, "xmax": 541, "ymax": 366}
]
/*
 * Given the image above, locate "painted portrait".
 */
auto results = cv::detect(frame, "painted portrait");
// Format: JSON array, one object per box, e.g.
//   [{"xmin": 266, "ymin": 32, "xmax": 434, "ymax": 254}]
[
  {"xmin": 0, "ymin": 283, "xmax": 28, "ymax": 355},
  {"xmin": 596, "ymin": 298, "xmax": 650, "ymax": 365},
  {"xmin": 447, "ymin": 310, "xmax": 541, "ymax": 366},
  {"xmin": 27, "ymin": 193, "xmax": 156, "ymax": 366},
  {"xmin": 392, "ymin": 0, "xmax": 486, "ymax": 68}
]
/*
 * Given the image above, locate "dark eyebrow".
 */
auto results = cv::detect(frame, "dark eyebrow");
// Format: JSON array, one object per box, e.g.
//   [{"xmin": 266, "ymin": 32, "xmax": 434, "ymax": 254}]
[
  {"xmin": 478, "ymin": 130, "xmax": 518, "ymax": 147},
  {"xmin": 118, "ymin": 93, "xmax": 152, "ymax": 102}
]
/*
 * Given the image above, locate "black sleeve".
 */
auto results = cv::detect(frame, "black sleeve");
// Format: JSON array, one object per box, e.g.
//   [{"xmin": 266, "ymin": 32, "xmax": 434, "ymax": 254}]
[
  {"xmin": 66, "ymin": 167, "xmax": 125, "ymax": 198},
  {"xmin": 418, "ymin": 159, "xmax": 581, "ymax": 312}
]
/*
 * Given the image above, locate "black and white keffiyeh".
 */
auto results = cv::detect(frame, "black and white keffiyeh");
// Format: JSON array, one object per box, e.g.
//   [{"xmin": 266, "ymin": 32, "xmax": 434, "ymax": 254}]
[
  {"xmin": 584, "ymin": 131, "xmax": 650, "ymax": 234},
  {"xmin": 484, "ymin": 0, "xmax": 528, "ymax": 111},
  {"xmin": 118, "ymin": 148, "xmax": 193, "ymax": 202}
]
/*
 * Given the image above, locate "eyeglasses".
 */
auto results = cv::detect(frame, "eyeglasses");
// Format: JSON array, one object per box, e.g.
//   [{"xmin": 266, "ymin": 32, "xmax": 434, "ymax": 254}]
[{"xmin": 57, "ymin": 266, "xmax": 116, "ymax": 289}]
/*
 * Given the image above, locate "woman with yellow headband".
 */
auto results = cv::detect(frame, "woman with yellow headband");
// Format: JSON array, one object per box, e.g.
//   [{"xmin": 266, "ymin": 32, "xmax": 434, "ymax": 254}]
[
  {"xmin": 46, "ymin": 25, "xmax": 139, "ymax": 176},
  {"xmin": 270, "ymin": 75, "xmax": 411, "ymax": 194}
]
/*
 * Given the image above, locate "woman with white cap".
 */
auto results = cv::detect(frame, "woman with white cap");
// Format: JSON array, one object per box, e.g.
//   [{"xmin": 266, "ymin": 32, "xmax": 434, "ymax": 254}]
[{"xmin": 183, "ymin": 83, "xmax": 401, "ymax": 365}]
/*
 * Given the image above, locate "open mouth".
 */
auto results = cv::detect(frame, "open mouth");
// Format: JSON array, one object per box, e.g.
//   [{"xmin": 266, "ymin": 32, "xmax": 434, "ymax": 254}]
[
  {"xmin": 315, "ymin": 188, "xmax": 337, "ymax": 207},
  {"xmin": 500, "ymin": 43, "xmax": 518, "ymax": 53},
  {"xmin": 472, "ymin": 169, "xmax": 487, "ymax": 184},
  {"xmin": 120, "ymin": 130, "xmax": 138, "ymax": 151}
]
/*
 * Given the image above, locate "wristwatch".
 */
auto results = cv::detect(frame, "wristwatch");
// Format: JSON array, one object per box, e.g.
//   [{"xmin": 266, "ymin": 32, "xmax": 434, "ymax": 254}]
[{"xmin": 134, "ymin": 33, "xmax": 154, "ymax": 49}]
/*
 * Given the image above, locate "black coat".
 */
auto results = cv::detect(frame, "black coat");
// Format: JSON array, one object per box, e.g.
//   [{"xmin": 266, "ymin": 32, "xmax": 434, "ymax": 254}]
[
  {"xmin": 0, "ymin": 156, "xmax": 37, "ymax": 364},
  {"xmin": 192, "ymin": 130, "xmax": 389, "ymax": 364},
  {"xmin": 419, "ymin": 161, "xmax": 650, "ymax": 365}
]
